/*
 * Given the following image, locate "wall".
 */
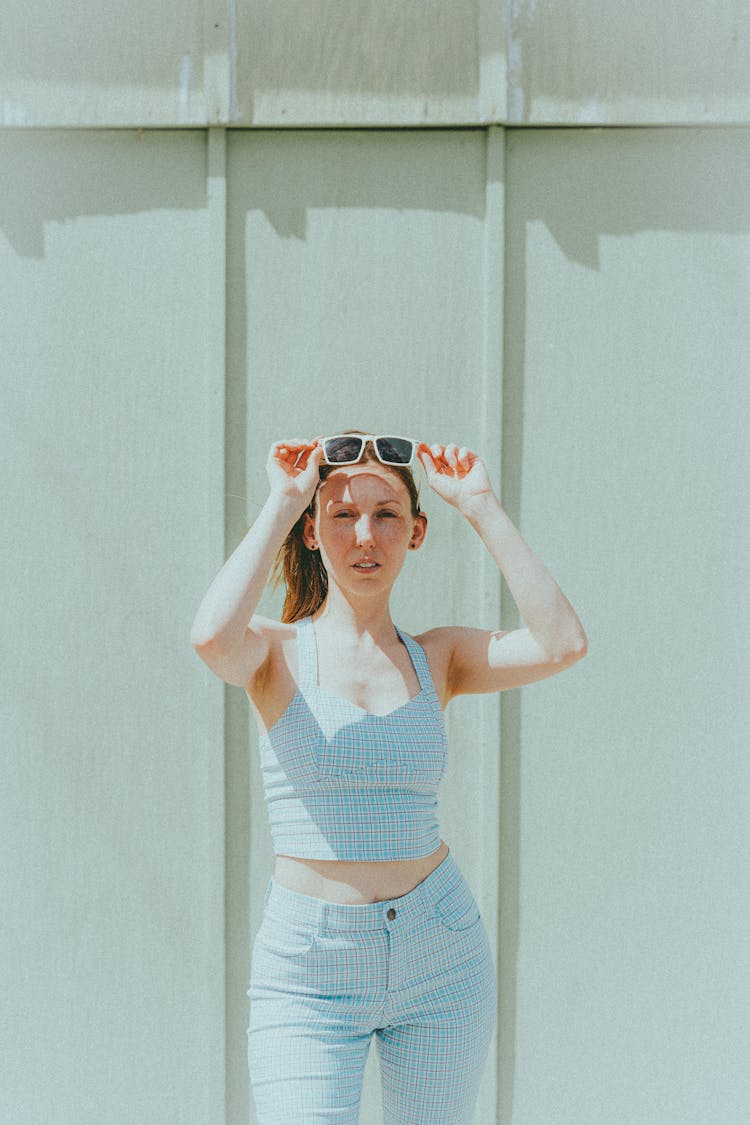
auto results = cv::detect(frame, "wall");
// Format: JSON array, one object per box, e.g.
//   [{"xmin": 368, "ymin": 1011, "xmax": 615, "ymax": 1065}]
[
  {"xmin": 1, "ymin": 130, "xmax": 226, "ymax": 1124},
  {"xmin": 2, "ymin": 6, "xmax": 748, "ymax": 1124}
]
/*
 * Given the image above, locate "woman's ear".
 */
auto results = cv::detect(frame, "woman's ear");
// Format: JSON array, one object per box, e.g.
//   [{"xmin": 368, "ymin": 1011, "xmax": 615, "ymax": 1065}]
[
  {"xmin": 408, "ymin": 512, "xmax": 428, "ymax": 550},
  {"xmin": 301, "ymin": 511, "xmax": 318, "ymax": 550}
]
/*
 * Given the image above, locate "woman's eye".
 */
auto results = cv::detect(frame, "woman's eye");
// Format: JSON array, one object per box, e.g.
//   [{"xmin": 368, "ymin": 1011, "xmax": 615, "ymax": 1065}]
[
  {"xmin": 378, "ymin": 511, "xmax": 397, "ymax": 518},
  {"xmin": 334, "ymin": 511, "xmax": 353, "ymax": 518}
]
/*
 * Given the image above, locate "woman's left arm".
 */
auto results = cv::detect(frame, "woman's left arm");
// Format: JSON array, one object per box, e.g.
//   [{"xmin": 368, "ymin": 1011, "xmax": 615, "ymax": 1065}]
[{"xmin": 419, "ymin": 443, "xmax": 588, "ymax": 698}]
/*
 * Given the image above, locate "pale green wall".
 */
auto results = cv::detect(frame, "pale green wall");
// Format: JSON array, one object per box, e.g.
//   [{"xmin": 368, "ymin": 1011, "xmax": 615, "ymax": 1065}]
[
  {"xmin": 501, "ymin": 127, "xmax": 750, "ymax": 1124},
  {"xmin": 3, "ymin": 1, "xmax": 750, "ymax": 126},
  {"xmin": 1, "ymin": 130, "xmax": 226, "ymax": 1124},
  {"xmin": 224, "ymin": 128, "xmax": 504, "ymax": 1122},
  {"xmin": 3, "ymin": 6, "xmax": 749, "ymax": 1124}
]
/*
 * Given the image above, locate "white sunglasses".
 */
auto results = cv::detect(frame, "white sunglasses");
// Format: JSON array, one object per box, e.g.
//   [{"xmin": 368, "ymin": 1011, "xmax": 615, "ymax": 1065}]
[{"xmin": 320, "ymin": 434, "xmax": 420, "ymax": 467}]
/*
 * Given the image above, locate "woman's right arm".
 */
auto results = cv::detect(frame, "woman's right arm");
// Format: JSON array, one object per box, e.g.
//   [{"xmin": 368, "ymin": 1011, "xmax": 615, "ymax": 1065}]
[{"xmin": 190, "ymin": 439, "xmax": 322, "ymax": 686}]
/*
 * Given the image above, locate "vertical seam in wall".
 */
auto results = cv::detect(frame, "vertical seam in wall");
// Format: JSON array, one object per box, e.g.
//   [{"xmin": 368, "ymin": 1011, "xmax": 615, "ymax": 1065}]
[
  {"xmin": 206, "ymin": 125, "xmax": 228, "ymax": 1124},
  {"xmin": 481, "ymin": 123, "xmax": 506, "ymax": 1125},
  {"xmin": 498, "ymin": 124, "xmax": 524, "ymax": 1125}
]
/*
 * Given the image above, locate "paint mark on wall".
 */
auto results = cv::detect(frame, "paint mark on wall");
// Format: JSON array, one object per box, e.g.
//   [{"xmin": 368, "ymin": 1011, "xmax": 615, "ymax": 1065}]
[
  {"xmin": 506, "ymin": 0, "xmax": 538, "ymax": 123},
  {"xmin": 2, "ymin": 100, "xmax": 29, "ymax": 126},
  {"xmin": 228, "ymin": 0, "xmax": 240, "ymax": 121},
  {"xmin": 576, "ymin": 100, "xmax": 602, "ymax": 124},
  {"xmin": 179, "ymin": 52, "xmax": 192, "ymax": 121}
]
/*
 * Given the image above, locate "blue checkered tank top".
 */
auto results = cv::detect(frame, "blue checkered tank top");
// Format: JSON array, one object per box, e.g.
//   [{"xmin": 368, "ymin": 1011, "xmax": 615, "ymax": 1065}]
[{"xmin": 257, "ymin": 615, "xmax": 448, "ymax": 861}]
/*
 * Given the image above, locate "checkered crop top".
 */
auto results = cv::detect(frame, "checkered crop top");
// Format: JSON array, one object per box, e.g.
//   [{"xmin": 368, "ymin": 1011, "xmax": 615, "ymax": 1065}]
[{"xmin": 257, "ymin": 615, "xmax": 448, "ymax": 861}]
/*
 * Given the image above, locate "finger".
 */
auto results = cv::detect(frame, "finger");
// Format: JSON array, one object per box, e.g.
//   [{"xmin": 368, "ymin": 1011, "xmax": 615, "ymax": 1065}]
[
  {"xmin": 430, "ymin": 443, "xmax": 447, "ymax": 470},
  {"xmin": 444, "ymin": 443, "xmax": 459, "ymax": 470},
  {"xmin": 428, "ymin": 449, "xmax": 448, "ymax": 475},
  {"xmin": 271, "ymin": 439, "xmax": 316, "ymax": 472},
  {"xmin": 304, "ymin": 443, "xmax": 325, "ymax": 469},
  {"xmin": 418, "ymin": 446, "xmax": 437, "ymax": 474},
  {"xmin": 295, "ymin": 442, "xmax": 324, "ymax": 470},
  {"xmin": 272, "ymin": 438, "xmax": 309, "ymax": 457}
]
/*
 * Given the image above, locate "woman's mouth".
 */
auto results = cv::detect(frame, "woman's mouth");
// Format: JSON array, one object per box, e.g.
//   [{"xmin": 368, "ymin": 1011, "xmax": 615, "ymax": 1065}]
[{"xmin": 353, "ymin": 560, "xmax": 379, "ymax": 570}]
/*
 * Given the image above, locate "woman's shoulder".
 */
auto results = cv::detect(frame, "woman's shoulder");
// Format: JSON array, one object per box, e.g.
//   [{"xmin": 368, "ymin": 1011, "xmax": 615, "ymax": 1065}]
[
  {"xmin": 408, "ymin": 626, "xmax": 463, "ymax": 707},
  {"xmin": 249, "ymin": 614, "xmax": 306, "ymax": 671},
  {"xmin": 249, "ymin": 614, "xmax": 303, "ymax": 642},
  {"xmin": 411, "ymin": 625, "xmax": 502, "ymax": 705},
  {"xmin": 244, "ymin": 615, "xmax": 304, "ymax": 709},
  {"xmin": 411, "ymin": 624, "xmax": 466, "ymax": 653}
]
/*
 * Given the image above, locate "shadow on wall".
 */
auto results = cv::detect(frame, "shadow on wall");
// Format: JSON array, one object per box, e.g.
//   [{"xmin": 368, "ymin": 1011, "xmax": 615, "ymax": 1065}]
[
  {"xmin": 8, "ymin": 123, "xmax": 748, "ymax": 1124},
  {"xmin": 501, "ymin": 124, "xmax": 750, "ymax": 1125},
  {"xmin": 0, "ymin": 130, "xmax": 207, "ymax": 259},
  {"xmin": 507, "ymin": 127, "xmax": 750, "ymax": 270}
]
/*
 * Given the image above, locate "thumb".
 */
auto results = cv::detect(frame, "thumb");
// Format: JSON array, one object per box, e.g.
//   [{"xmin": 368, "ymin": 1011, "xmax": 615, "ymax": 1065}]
[{"xmin": 417, "ymin": 445, "xmax": 437, "ymax": 475}]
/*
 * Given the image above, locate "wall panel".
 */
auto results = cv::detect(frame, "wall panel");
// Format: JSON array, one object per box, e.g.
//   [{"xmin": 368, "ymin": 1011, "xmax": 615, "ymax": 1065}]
[
  {"xmin": 4, "ymin": 114, "xmax": 747, "ymax": 1125},
  {"xmin": 225, "ymin": 126, "xmax": 504, "ymax": 1123},
  {"xmin": 234, "ymin": 0, "xmax": 505, "ymax": 125},
  {"xmin": 508, "ymin": 0, "xmax": 750, "ymax": 124},
  {"xmin": 0, "ymin": 130, "xmax": 226, "ymax": 1125},
  {"xmin": 0, "ymin": 0, "xmax": 231, "ymax": 126},
  {"xmin": 4, "ymin": 2, "xmax": 750, "ymax": 128},
  {"xmin": 502, "ymin": 127, "xmax": 750, "ymax": 1123}
]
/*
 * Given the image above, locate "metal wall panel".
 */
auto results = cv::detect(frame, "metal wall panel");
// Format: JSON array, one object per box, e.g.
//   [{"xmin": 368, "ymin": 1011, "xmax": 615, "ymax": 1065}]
[
  {"xmin": 0, "ymin": 130, "xmax": 226, "ymax": 1124},
  {"xmin": 503, "ymin": 128, "xmax": 750, "ymax": 1123},
  {"xmin": 5, "ymin": 117, "xmax": 748, "ymax": 1125},
  {"xmin": 225, "ymin": 127, "xmax": 504, "ymax": 1123},
  {"xmin": 4, "ymin": 2, "xmax": 750, "ymax": 127},
  {"xmin": 0, "ymin": 0, "xmax": 232, "ymax": 126},
  {"xmin": 508, "ymin": 0, "xmax": 750, "ymax": 124},
  {"xmin": 234, "ymin": 0, "xmax": 506, "ymax": 125}
]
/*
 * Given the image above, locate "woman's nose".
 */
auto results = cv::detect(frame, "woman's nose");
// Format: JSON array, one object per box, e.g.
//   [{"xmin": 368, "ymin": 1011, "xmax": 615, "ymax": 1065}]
[{"xmin": 354, "ymin": 516, "xmax": 375, "ymax": 547}]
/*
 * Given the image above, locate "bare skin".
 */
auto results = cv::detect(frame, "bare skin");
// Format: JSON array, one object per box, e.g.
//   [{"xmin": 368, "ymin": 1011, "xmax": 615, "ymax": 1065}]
[{"xmin": 192, "ymin": 437, "xmax": 587, "ymax": 904}]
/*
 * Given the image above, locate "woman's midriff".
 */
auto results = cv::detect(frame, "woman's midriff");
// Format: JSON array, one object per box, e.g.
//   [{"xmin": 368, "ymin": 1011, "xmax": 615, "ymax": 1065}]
[{"xmin": 274, "ymin": 839, "xmax": 450, "ymax": 904}]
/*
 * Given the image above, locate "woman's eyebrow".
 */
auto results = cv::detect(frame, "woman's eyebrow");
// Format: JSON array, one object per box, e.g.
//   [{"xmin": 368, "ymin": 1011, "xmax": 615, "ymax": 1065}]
[{"xmin": 326, "ymin": 495, "xmax": 404, "ymax": 507}]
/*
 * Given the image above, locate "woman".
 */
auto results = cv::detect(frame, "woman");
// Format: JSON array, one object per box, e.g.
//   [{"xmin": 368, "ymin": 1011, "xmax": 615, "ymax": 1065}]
[{"xmin": 191, "ymin": 432, "xmax": 587, "ymax": 1124}]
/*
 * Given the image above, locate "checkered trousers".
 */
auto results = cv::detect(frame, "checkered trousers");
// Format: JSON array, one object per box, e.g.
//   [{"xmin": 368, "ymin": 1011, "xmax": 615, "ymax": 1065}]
[{"xmin": 247, "ymin": 851, "xmax": 497, "ymax": 1124}]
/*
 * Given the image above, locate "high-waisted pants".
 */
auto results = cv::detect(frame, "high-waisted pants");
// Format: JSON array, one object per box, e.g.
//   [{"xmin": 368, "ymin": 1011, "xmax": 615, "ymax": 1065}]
[{"xmin": 246, "ymin": 851, "xmax": 497, "ymax": 1124}]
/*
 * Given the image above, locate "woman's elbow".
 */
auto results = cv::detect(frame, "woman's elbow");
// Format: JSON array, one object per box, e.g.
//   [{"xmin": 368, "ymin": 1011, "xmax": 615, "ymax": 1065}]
[
  {"xmin": 564, "ymin": 629, "xmax": 588, "ymax": 665},
  {"xmin": 190, "ymin": 622, "xmax": 226, "ymax": 654},
  {"xmin": 548, "ymin": 627, "xmax": 588, "ymax": 668}
]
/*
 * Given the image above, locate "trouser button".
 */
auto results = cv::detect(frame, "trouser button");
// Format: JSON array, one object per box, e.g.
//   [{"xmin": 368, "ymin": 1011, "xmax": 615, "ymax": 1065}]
[{"xmin": 386, "ymin": 907, "xmax": 396, "ymax": 921}]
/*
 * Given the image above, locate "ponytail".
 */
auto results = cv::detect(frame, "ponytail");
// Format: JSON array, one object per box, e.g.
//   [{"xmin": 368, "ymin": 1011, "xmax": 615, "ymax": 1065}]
[{"xmin": 272, "ymin": 504, "xmax": 329, "ymax": 623}]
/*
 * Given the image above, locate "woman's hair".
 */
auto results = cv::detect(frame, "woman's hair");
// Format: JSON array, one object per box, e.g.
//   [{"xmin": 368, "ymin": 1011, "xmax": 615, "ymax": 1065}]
[{"xmin": 272, "ymin": 435, "xmax": 422, "ymax": 623}]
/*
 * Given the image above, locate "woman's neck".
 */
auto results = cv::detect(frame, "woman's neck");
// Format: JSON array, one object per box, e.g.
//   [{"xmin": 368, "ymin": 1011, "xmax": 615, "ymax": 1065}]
[{"xmin": 312, "ymin": 588, "xmax": 397, "ymax": 643}]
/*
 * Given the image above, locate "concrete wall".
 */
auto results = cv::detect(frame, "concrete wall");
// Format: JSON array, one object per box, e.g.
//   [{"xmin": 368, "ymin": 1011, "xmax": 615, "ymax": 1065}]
[{"xmin": 3, "ymin": 6, "xmax": 749, "ymax": 1124}]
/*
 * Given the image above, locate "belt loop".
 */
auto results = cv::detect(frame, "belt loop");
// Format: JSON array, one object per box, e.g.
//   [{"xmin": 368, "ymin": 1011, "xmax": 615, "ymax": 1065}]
[{"xmin": 320, "ymin": 903, "xmax": 329, "ymax": 935}]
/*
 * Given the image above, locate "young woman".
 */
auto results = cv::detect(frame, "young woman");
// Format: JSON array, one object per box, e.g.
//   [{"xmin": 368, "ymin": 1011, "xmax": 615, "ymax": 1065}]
[{"xmin": 191, "ymin": 432, "xmax": 587, "ymax": 1124}]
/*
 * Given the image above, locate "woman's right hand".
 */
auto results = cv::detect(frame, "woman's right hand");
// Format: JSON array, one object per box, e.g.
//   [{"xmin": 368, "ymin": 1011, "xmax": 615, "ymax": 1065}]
[{"xmin": 266, "ymin": 438, "xmax": 325, "ymax": 511}]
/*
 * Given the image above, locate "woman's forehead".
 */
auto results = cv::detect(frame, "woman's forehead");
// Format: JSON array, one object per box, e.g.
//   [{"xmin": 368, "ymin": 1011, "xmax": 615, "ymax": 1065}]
[{"xmin": 319, "ymin": 466, "xmax": 408, "ymax": 503}]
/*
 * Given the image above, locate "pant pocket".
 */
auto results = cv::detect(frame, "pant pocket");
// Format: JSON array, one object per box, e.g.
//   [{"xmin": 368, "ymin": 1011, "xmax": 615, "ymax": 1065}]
[{"xmin": 433, "ymin": 879, "xmax": 482, "ymax": 932}]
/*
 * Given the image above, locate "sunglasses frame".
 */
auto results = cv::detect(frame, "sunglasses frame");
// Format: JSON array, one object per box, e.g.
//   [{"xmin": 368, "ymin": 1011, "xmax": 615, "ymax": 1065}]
[{"xmin": 320, "ymin": 433, "xmax": 420, "ymax": 468}]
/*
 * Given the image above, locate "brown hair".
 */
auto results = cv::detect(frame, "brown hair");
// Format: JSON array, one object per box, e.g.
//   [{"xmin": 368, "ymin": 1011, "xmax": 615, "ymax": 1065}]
[{"xmin": 272, "ymin": 437, "xmax": 422, "ymax": 623}]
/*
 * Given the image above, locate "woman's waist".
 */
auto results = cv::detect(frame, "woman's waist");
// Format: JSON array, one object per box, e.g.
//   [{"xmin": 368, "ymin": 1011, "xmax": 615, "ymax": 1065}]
[{"xmin": 273, "ymin": 840, "xmax": 450, "ymax": 904}]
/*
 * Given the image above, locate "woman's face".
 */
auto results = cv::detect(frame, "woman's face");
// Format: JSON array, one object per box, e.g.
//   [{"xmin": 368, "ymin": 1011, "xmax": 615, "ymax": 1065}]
[{"xmin": 304, "ymin": 465, "xmax": 426, "ymax": 600}]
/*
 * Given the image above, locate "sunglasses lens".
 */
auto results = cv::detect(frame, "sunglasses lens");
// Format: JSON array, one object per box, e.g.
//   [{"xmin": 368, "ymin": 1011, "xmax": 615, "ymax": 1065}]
[
  {"xmin": 324, "ymin": 436, "xmax": 365, "ymax": 464},
  {"xmin": 375, "ymin": 437, "xmax": 414, "ymax": 465}
]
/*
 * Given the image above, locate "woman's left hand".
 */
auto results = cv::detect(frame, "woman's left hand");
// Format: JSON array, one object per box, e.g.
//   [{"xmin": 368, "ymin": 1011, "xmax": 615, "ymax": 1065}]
[{"xmin": 417, "ymin": 443, "xmax": 496, "ymax": 514}]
